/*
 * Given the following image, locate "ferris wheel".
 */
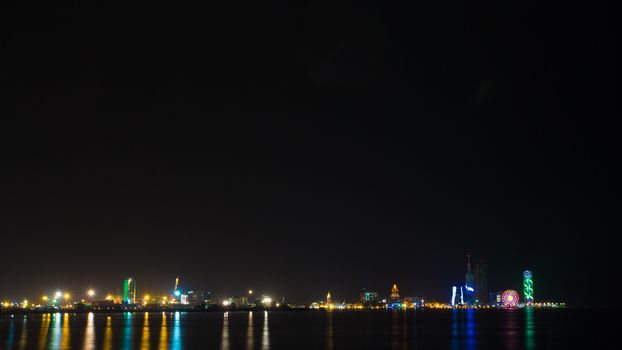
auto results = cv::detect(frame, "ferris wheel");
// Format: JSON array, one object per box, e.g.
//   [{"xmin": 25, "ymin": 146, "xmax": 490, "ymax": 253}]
[{"xmin": 501, "ymin": 290, "xmax": 519, "ymax": 308}]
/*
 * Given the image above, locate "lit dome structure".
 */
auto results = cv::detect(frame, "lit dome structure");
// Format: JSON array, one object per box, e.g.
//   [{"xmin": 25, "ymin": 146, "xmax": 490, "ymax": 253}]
[{"xmin": 501, "ymin": 290, "xmax": 519, "ymax": 308}]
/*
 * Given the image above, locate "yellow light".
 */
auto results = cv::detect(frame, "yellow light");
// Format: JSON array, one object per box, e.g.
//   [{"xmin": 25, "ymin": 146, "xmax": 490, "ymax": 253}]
[
  {"xmin": 87, "ymin": 290, "xmax": 95, "ymax": 297},
  {"xmin": 106, "ymin": 295, "xmax": 113, "ymax": 300},
  {"xmin": 222, "ymin": 300, "xmax": 230, "ymax": 306},
  {"xmin": 248, "ymin": 290, "xmax": 253, "ymax": 294},
  {"xmin": 64, "ymin": 293, "xmax": 70, "ymax": 300},
  {"xmin": 144, "ymin": 295, "xmax": 150, "ymax": 301},
  {"xmin": 42, "ymin": 296, "xmax": 48, "ymax": 301}
]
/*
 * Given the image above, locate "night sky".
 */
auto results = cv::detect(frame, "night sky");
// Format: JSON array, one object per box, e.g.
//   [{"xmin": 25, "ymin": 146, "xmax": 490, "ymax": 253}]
[{"xmin": 1, "ymin": 1, "xmax": 617, "ymax": 306}]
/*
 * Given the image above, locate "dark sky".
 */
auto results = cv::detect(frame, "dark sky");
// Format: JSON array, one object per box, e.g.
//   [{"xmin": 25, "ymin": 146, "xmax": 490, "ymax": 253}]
[{"xmin": 1, "ymin": 1, "xmax": 617, "ymax": 306}]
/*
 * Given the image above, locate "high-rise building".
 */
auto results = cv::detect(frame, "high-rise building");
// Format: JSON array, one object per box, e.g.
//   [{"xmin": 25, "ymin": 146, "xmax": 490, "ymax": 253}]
[
  {"xmin": 123, "ymin": 277, "xmax": 136, "ymax": 304},
  {"xmin": 465, "ymin": 254, "xmax": 474, "ymax": 287},
  {"xmin": 474, "ymin": 259, "xmax": 489, "ymax": 304}
]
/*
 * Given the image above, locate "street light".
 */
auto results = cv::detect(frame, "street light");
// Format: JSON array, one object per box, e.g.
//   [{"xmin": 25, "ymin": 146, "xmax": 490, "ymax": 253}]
[{"xmin": 87, "ymin": 290, "xmax": 95, "ymax": 298}]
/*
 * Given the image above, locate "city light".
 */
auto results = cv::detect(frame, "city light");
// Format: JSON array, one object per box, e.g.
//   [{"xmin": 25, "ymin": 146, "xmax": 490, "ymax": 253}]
[
  {"xmin": 55, "ymin": 291, "xmax": 62, "ymax": 298},
  {"xmin": 42, "ymin": 296, "xmax": 48, "ymax": 301},
  {"xmin": 105, "ymin": 295, "xmax": 113, "ymax": 300},
  {"xmin": 222, "ymin": 300, "xmax": 230, "ymax": 306},
  {"xmin": 249, "ymin": 289, "xmax": 253, "ymax": 295},
  {"xmin": 87, "ymin": 289, "xmax": 95, "ymax": 297},
  {"xmin": 523, "ymin": 270, "xmax": 534, "ymax": 304}
]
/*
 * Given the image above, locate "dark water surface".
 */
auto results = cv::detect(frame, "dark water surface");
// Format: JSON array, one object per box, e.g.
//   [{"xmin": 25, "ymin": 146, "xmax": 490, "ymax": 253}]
[{"xmin": 0, "ymin": 309, "xmax": 612, "ymax": 349}]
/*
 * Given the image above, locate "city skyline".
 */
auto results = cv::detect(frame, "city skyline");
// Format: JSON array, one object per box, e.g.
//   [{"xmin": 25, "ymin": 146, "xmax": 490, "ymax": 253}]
[
  {"xmin": 2, "ymin": 1, "xmax": 616, "ymax": 309},
  {"xmin": 1, "ymin": 257, "xmax": 542, "ymax": 306}
]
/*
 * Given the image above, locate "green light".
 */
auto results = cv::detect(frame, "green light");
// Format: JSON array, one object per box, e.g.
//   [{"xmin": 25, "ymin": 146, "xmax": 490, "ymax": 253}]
[{"xmin": 523, "ymin": 270, "xmax": 534, "ymax": 304}]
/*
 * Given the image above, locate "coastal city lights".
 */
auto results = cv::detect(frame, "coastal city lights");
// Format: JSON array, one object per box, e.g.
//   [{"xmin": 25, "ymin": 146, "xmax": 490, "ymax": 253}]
[{"xmin": 0, "ymin": 255, "xmax": 565, "ymax": 313}]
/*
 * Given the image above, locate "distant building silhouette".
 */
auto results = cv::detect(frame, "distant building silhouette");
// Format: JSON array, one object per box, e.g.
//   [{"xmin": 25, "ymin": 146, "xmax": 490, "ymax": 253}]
[{"xmin": 474, "ymin": 259, "xmax": 489, "ymax": 304}]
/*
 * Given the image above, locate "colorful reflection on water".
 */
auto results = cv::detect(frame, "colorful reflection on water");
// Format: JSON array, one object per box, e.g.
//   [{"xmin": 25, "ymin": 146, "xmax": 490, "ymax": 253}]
[
  {"xmin": 524, "ymin": 308, "xmax": 535, "ymax": 350},
  {"xmin": 0, "ymin": 309, "xmax": 593, "ymax": 349},
  {"xmin": 158, "ymin": 312, "xmax": 167, "ymax": 350},
  {"xmin": 451, "ymin": 309, "xmax": 477, "ymax": 350}
]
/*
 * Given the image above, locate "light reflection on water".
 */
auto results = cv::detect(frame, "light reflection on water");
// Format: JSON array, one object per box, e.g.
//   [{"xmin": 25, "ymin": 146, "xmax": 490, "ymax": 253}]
[
  {"xmin": 83, "ymin": 312, "xmax": 95, "ymax": 350},
  {"xmin": 18, "ymin": 315, "xmax": 27, "ymax": 350},
  {"xmin": 6, "ymin": 315, "xmax": 15, "ymax": 349},
  {"xmin": 103, "ymin": 316, "xmax": 112, "ymax": 350},
  {"xmin": 0, "ymin": 309, "xmax": 587, "ymax": 349},
  {"xmin": 48, "ymin": 313, "xmax": 61, "ymax": 350},
  {"xmin": 525, "ymin": 308, "xmax": 535, "ymax": 350},
  {"xmin": 38, "ymin": 313, "xmax": 50, "ymax": 350},
  {"xmin": 122, "ymin": 312, "xmax": 133, "ymax": 350},
  {"xmin": 172, "ymin": 311, "xmax": 182, "ymax": 350},
  {"xmin": 140, "ymin": 312, "xmax": 149, "ymax": 350},
  {"xmin": 158, "ymin": 312, "xmax": 167, "ymax": 350},
  {"xmin": 451, "ymin": 309, "xmax": 477, "ymax": 350},
  {"xmin": 247, "ymin": 311, "xmax": 254, "ymax": 350},
  {"xmin": 61, "ymin": 313, "xmax": 70, "ymax": 349},
  {"xmin": 220, "ymin": 311, "xmax": 229, "ymax": 350},
  {"xmin": 503, "ymin": 309, "xmax": 520, "ymax": 350},
  {"xmin": 261, "ymin": 311, "xmax": 270, "ymax": 350}
]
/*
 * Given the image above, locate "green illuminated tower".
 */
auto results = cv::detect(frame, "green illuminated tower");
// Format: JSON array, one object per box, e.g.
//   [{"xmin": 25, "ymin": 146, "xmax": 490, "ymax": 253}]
[
  {"xmin": 123, "ymin": 277, "xmax": 136, "ymax": 304},
  {"xmin": 523, "ymin": 270, "xmax": 534, "ymax": 305}
]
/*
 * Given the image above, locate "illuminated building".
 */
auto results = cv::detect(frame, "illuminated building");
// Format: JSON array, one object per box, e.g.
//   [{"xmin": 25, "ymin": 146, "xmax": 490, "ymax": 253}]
[
  {"xmin": 523, "ymin": 270, "xmax": 534, "ymax": 305},
  {"xmin": 388, "ymin": 284, "xmax": 402, "ymax": 309},
  {"xmin": 463, "ymin": 255, "xmax": 475, "ymax": 305},
  {"xmin": 489, "ymin": 291, "xmax": 503, "ymax": 306},
  {"xmin": 359, "ymin": 289, "xmax": 380, "ymax": 304},
  {"xmin": 501, "ymin": 290, "xmax": 519, "ymax": 308},
  {"xmin": 188, "ymin": 290, "xmax": 209, "ymax": 304},
  {"xmin": 390, "ymin": 284, "xmax": 400, "ymax": 302},
  {"xmin": 473, "ymin": 259, "xmax": 488, "ymax": 304},
  {"xmin": 326, "ymin": 292, "xmax": 331, "ymax": 305},
  {"xmin": 403, "ymin": 297, "xmax": 424, "ymax": 308},
  {"xmin": 123, "ymin": 278, "xmax": 136, "ymax": 304}
]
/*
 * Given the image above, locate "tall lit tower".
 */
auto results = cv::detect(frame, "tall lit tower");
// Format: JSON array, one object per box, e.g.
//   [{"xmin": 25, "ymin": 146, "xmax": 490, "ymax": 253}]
[
  {"xmin": 390, "ymin": 284, "xmax": 400, "ymax": 302},
  {"xmin": 326, "ymin": 292, "xmax": 331, "ymax": 305},
  {"xmin": 523, "ymin": 270, "xmax": 534, "ymax": 305},
  {"xmin": 123, "ymin": 277, "xmax": 136, "ymax": 304}
]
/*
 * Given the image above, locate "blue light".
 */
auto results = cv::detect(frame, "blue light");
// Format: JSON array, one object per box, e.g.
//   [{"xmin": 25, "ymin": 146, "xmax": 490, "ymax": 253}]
[
  {"xmin": 465, "ymin": 286, "xmax": 474, "ymax": 292},
  {"xmin": 387, "ymin": 302, "xmax": 402, "ymax": 310},
  {"xmin": 451, "ymin": 286, "xmax": 457, "ymax": 306},
  {"xmin": 174, "ymin": 290, "xmax": 181, "ymax": 297}
]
